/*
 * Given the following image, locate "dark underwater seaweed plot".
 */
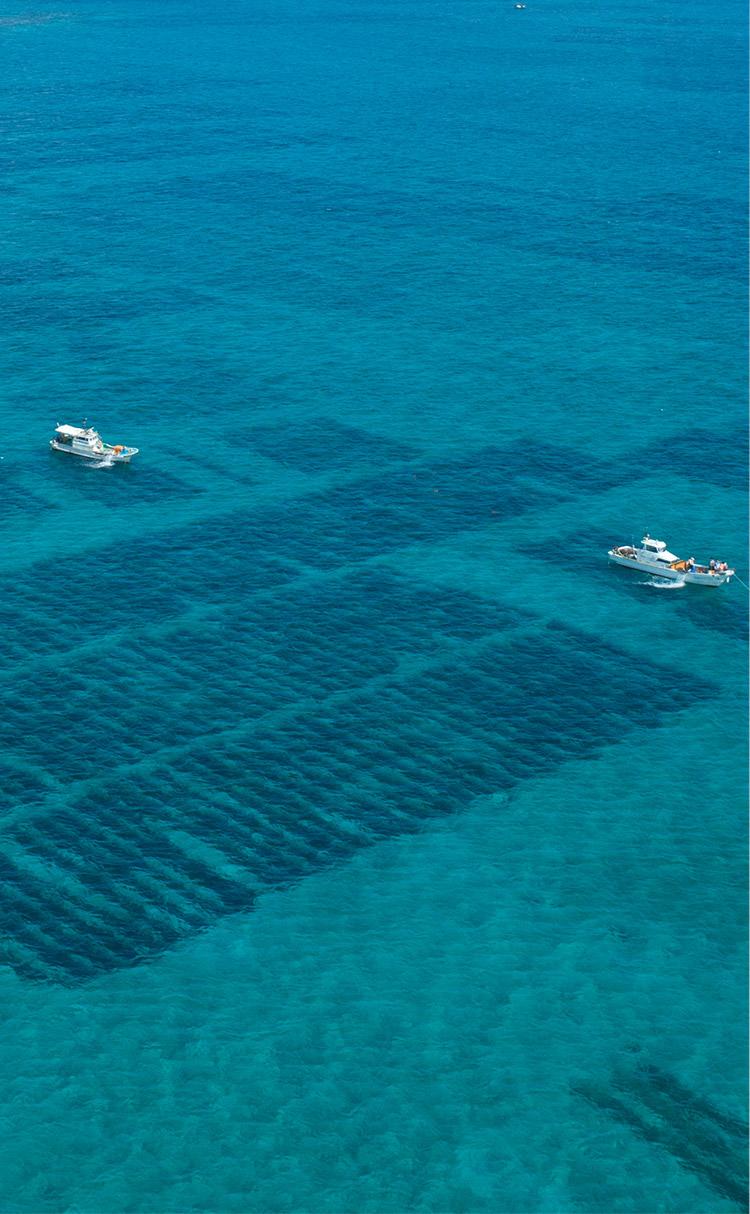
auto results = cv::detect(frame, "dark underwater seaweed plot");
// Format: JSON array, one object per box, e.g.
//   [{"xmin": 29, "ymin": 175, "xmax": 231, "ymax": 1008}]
[
  {"xmin": 64, "ymin": 439, "xmax": 565, "ymax": 582},
  {"xmin": 455, "ymin": 437, "xmax": 625, "ymax": 496},
  {"xmin": 632, "ymin": 424, "xmax": 749, "ymax": 492},
  {"xmin": 0, "ymin": 533, "xmax": 295, "ymax": 661},
  {"xmin": 574, "ymin": 1063, "xmax": 749, "ymax": 1209},
  {"xmin": 0, "ymin": 570, "xmax": 516, "ymax": 783},
  {"xmin": 0, "ymin": 429, "xmax": 663, "ymax": 670},
  {"xmin": 60, "ymin": 463, "xmax": 206, "ymax": 509},
  {"xmin": 272, "ymin": 453, "xmax": 564, "ymax": 569},
  {"xmin": 0, "ymin": 616, "xmax": 716, "ymax": 985},
  {"xmin": 178, "ymin": 448, "xmax": 258, "ymax": 489},
  {"xmin": 1, "ymin": 441, "xmax": 554, "ymax": 661},
  {"xmin": 235, "ymin": 417, "xmax": 420, "ymax": 474},
  {"xmin": 0, "ymin": 474, "xmax": 56, "ymax": 523}
]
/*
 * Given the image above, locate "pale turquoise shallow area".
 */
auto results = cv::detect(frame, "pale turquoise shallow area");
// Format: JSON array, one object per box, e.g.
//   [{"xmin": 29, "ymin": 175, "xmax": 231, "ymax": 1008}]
[{"xmin": 0, "ymin": 0, "xmax": 747, "ymax": 1210}]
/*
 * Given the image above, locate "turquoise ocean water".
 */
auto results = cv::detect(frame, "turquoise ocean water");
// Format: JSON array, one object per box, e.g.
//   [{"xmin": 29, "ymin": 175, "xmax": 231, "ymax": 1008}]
[{"xmin": 0, "ymin": 0, "xmax": 747, "ymax": 1209}]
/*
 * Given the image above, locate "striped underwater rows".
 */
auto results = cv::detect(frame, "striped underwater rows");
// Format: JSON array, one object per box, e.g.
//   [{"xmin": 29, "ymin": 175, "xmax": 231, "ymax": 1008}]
[
  {"xmin": 235, "ymin": 417, "xmax": 420, "ymax": 474},
  {"xmin": 575, "ymin": 1062, "xmax": 749, "ymax": 1209},
  {"xmin": 2, "ymin": 612, "xmax": 716, "ymax": 984},
  {"xmin": 232, "ymin": 417, "xmax": 748, "ymax": 495},
  {"xmin": 0, "ymin": 570, "xmax": 512, "ymax": 787},
  {"xmin": 4, "ymin": 420, "xmax": 742, "ymax": 670},
  {"xmin": 0, "ymin": 438, "xmax": 561, "ymax": 666},
  {"xmin": 0, "ymin": 478, "xmax": 53, "ymax": 523},
  {"xmin": 0, "ymin": 419, "xmax": 732, "ymax": 984},
  {"xmin": 5, "ymin": 419, "xmax": 743, "ymax": 621}
]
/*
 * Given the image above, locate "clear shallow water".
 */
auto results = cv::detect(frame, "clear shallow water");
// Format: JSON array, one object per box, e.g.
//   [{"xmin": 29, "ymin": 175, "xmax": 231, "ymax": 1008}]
[{"xmin": 0, "ymin": 0, "xmax": 747, "ymax": 1210}]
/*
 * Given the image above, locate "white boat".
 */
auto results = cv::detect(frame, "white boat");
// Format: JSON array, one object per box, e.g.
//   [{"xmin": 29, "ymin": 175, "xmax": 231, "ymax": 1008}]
[
  {"xmin": 608, "ymin": 535, "xmax": 734, "ymax": 586},
  {"xmin": 50, "ymin": 424, "xmax": 138, "ymax": 463}
]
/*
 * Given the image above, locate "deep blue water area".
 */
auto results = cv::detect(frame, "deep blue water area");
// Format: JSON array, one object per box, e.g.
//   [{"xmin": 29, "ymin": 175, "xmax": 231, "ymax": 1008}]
[{"xmin": 0, "ymin": 0, "xmax": 747, "ymax": 1210}]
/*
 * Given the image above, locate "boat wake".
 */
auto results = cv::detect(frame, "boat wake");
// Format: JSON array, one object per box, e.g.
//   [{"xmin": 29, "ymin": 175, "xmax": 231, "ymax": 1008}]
[
  {"xmin": 90, "ymin": 454, "xmax": 116, "ymax": 469},
  {"xmin": 641, "ymin": 576, "xmax": 686, "ymax": 590}
]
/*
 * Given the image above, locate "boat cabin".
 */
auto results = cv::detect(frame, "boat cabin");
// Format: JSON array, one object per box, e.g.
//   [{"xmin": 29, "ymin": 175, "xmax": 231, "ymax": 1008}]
[
  {"xmin": 54, "ymin": 424, "xmax": 97, "ymax": 445},
  {"xmin": 640, "ymin": 536, "xmax": 678, "ymax": 563}
]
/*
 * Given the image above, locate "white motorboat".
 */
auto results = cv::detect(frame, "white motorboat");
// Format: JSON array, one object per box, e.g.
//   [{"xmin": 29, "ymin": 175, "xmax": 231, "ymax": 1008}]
[
  {"xmin": 50, "ymin": 424, "xmax": 138, "ymax": 463},
  {"xmin": 608, "ymin": 535, "xmax": 734, "ymax": 586}
]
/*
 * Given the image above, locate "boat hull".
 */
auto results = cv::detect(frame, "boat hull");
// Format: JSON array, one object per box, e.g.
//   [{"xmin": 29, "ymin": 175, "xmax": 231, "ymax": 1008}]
[{"xmin": 608, "ymin": 551, "xmax": 731, "ymax": 586}]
